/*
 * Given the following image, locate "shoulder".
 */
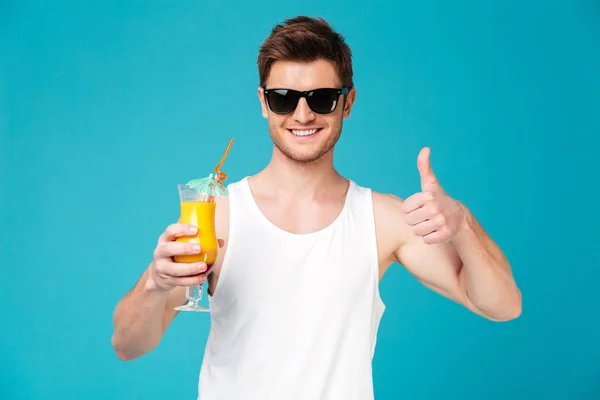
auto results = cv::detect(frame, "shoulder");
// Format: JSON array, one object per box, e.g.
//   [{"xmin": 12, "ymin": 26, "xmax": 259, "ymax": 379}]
[
  {"xmin": 365, "ymin": 188, "xmax": 412, "ymax": 262},
  {"xmin": 214, "ymin": 176, "xmax": 246, "ymax": 219},
  {"xmin": 349, "ymin": 181, "xmax": 406, "ymax": 224},
  {"xmin": 213, "ymin": 176, "xmax": 248, "ymax": 237},
  {"xmin": 371, "ymin": 191, "xmax": 407, "ymax": 234},
  {"xmin": 214, "ymin": 194, "xmax": 230, "ymax": 233},
  {"xmin": 371, "ymin": 190, "xmax": 404, "ymax": 211}
]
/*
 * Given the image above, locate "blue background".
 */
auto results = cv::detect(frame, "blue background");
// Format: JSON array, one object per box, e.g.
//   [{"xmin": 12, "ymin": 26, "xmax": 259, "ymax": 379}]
[{"xmin": 2, "ymin": 1, "xmax": 599, "ymax": 399}]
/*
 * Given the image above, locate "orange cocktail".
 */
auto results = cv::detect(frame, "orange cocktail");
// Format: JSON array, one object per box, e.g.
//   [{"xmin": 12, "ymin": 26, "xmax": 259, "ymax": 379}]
[{"xmin": 175, "ymin": 199, "xmax": 218, "ymax": 266}]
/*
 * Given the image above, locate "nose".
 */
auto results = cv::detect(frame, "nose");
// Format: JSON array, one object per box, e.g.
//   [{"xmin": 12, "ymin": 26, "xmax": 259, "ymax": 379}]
[{"xmin": 292, "ymin": 97, "xmax": 316, "ymax": 124}]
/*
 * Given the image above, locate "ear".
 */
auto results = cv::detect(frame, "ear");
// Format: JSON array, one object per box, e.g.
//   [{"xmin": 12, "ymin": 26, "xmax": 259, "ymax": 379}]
[
  {"xmin": 257, "ymin": 87, "xmax": 269, "ymax": 119},
  {"xmin": 342, "ymin": 87, "xmax": 356, "ymax": 119}
]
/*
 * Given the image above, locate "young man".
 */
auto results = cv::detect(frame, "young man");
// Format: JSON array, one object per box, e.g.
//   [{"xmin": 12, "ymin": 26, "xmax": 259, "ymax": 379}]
[{"xmin": 112, "ymin": 16, "xmax": 521, "ymax": 400}]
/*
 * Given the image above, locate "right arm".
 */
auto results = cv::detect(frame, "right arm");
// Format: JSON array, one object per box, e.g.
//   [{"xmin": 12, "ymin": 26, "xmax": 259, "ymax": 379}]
[{"xmin": 111, "ymin": 223, "xmax": 209, "ymax": 361}]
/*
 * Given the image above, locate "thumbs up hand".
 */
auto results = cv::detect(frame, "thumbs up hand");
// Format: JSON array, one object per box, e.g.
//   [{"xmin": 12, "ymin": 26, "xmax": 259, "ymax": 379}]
[{"xmin": 402, "ymin": 147, "xmax": 466, "ymax": 245}]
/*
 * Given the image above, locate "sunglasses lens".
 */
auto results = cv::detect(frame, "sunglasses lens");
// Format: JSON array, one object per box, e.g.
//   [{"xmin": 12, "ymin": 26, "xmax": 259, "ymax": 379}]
[
  {"xmin": 266, "ymin": 89, "xmax": 299, "ymax": 114},
  {"xmin": 265, "ymin": 88, "xmax": 343, "ymax": 114},
  {"xmin": 307, "ymin": 89, "xmax": 339, "ymax": 114}
]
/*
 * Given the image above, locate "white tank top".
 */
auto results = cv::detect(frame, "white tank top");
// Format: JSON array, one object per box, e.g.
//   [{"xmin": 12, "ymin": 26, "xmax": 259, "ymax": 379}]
[{"xmin": 198, "ymin": 177, "xmax": 386, "ymax": 400}]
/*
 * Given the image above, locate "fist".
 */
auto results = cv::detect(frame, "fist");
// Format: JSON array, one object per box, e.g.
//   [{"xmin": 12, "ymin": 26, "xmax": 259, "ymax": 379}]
[
  {"xmin": 402, "ymin": 147, "xmax": 465, "ymax": 245},
  {"xmin": 147, "ymin": 223, "xmax": 224, "ymax": 292}
]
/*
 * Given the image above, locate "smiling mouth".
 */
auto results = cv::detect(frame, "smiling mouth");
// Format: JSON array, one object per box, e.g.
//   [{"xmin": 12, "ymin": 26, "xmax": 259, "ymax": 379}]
[{"xmin": 288, "ymin": 128, "xmax": 323, "ymax": 137}]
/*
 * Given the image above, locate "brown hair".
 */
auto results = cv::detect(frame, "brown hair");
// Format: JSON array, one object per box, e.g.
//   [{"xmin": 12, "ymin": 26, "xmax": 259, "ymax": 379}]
[{"xmin": 257, "ymin": 16, "xmax": 354, "ymax": 88}]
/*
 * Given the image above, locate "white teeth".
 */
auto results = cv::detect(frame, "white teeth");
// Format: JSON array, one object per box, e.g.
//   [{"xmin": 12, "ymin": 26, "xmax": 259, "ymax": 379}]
[{"xmin": 291, "ymin": 129, "xmax": 318, "ymax": 136}]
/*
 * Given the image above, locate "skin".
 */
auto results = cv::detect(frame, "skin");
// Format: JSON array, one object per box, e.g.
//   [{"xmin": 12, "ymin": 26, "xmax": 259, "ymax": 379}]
[{"xmin": 111, "ymin": 58, "xmax": 522, "ymax": 361}]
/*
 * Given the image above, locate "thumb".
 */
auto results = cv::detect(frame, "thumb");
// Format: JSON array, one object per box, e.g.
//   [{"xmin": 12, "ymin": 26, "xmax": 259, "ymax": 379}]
[{"xmin": 417, "ymin": 147, "xmax": 439, "ymax": 191}]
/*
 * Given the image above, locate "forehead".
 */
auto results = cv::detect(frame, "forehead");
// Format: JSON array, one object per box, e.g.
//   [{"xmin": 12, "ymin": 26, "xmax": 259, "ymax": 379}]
[{"xmin": 266, "ymin": 59, "xmax": 342, "ymax": 89}]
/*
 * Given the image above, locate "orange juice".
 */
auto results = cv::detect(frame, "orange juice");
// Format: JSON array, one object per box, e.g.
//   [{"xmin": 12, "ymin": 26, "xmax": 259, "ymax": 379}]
[{"xmin": 174, "ymin": 201, "xmax": 218, "ymax": 265}]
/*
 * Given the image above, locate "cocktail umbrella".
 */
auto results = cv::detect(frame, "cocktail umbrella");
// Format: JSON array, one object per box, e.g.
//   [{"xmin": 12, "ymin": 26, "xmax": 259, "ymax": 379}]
[{"xmin": 185, "ymin": 139, "xmax": 233, "ymax": 201}]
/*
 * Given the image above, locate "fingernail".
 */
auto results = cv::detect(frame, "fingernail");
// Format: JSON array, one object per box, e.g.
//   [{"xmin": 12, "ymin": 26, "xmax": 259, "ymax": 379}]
[
  {"xmin": 193, "ymin": 245, "xmax": 201, "ymax": 253},
  {"xmin": 190, "ymin": 225, "xmax": 198, "ymax": 233},
  {"xmin": 199, "ymin": 263, "xmax": 207, "ymax": 272}
]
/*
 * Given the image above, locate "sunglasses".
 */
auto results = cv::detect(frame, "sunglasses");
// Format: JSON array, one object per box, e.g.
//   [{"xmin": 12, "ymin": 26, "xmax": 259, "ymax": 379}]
[{"xmin": 263, "ymin": 87, "xmax": 351, "ymax": 115}]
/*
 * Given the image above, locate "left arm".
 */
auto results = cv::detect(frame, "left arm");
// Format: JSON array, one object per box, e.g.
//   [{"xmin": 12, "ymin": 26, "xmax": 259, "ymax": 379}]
[
  {"xmin": 394, "ymin": 199, "xmax": 522, "ymax": 322},
  {"xmin": 387, "ymin": 148, "xmax": 522, "ymax": 322},
  {"xmin": 452, "ymin": 202, "xmax": 522, "ymax": 320}
]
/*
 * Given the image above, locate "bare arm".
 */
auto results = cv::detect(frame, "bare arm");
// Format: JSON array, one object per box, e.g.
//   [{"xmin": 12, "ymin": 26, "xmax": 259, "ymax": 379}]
[
  {"xmin": 395, "ymin": 200, "xmax": 521, "ymax": 321},
  {"xmin": 451, "ymin": 203, "xmax": 521, "ymax": 320},
  {"xmin": 111, "ymin": 269, "xmax": 186, "ymax": 361},
  {"xmin": 379, "ymin": 148, "xmax": 521, "ymax": 321},
  {"xmin": 111, "ymin": 224, "xmax": 210, "ymax": 361}
]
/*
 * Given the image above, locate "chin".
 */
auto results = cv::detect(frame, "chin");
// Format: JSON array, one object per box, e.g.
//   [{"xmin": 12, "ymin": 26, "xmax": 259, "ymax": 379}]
[
  {"xmin": 269, "ymin": 124, "xmax": 341, "ymax": 163},
  {"xmin": 286, "ymin": 151, "xmax": 328, "ymax": 164},
  {"xmin": 277, "ymin": 140, "xmax": 337, "ymax": 164}
]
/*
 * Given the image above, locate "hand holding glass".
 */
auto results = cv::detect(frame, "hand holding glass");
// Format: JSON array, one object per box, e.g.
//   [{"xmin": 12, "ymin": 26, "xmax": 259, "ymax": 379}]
[
  {"xmin": 173, "ymin": 186, "xmax": 218, "ymax": 311},
  {"xmin": 173, "ymin": 139, "xmax": 233, "ymax": 312}
]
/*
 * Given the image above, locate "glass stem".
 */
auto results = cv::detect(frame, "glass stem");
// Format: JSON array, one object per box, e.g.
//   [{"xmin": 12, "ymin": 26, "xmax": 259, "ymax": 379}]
[{"xmin": 186, "ymin": 284, "xmax": 203, "ymax": 306}]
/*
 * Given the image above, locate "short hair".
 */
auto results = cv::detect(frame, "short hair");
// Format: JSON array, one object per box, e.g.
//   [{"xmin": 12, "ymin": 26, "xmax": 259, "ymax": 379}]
[{"xmin": 257, "ymin": 16, "xmax": 354, "ymax": 88}]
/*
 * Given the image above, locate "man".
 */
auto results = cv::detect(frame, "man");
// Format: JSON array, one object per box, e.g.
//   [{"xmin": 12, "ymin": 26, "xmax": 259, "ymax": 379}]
[{"xmin": 111, "ymin": 15, "xmax": 521, "ymax": 400}]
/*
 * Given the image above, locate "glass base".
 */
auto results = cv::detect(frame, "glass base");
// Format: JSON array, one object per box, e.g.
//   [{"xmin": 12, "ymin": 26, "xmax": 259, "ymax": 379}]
[{"xmin": 174, "ymin": 300, "xmax": 210, "ymax": 312}]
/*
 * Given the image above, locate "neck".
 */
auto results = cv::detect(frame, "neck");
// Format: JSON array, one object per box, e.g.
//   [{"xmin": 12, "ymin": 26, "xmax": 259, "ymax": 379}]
[{"xmin": 254, "ymin": 146, "xmax": 344, "ymax": 199}]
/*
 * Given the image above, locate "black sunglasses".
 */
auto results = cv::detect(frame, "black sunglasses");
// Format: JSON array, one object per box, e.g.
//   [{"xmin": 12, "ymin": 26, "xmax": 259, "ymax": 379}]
[{"xmin": 263, "ymin": 87, "xmax": 351, "ymax": 115}]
